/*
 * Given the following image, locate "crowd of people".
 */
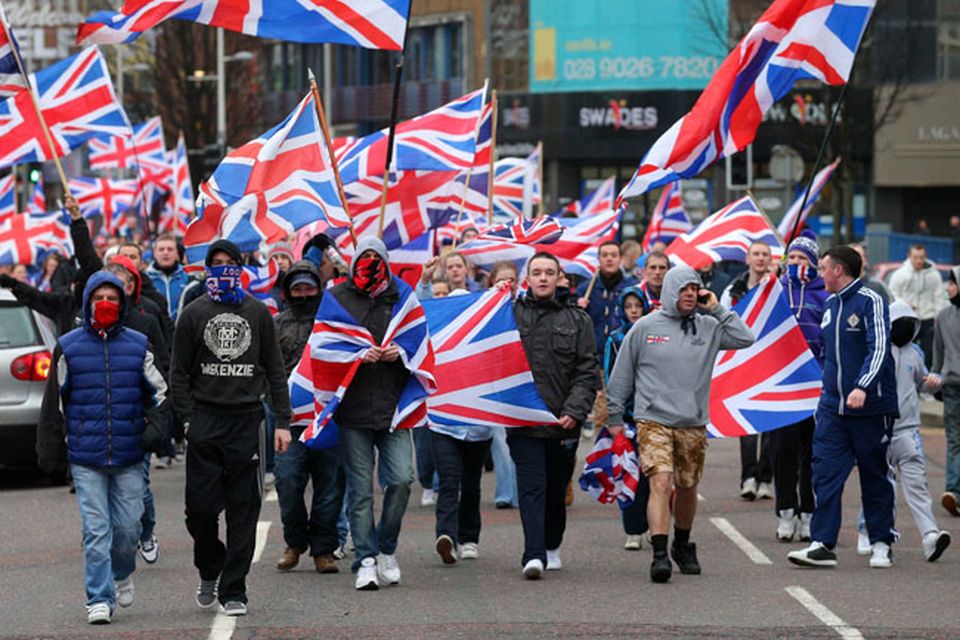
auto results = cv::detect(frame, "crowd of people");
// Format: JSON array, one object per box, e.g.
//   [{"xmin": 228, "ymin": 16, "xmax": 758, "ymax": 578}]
[{"xmin": 5, "ymin": 198, "xmax": 959, "ymax": 625}]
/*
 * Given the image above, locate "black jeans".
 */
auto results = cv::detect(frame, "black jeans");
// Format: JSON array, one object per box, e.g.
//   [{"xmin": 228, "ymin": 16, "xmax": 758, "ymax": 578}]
[
  {"xmin": 430, "ymin": 431, "xmax": 490, "ymax": 544},
  {"xmin": 769, "ymin": 417, "xmax": 815, "ymax": 514},
  {"xmin": 184, "ymin": 408, "xmax": 263, "ymax": 605},
  {"xmin": 739, "ymin": 432, "xmax": 773, "ymax": 484},
  {"xmin": 620, "ymin": 473, "xmax": 651, "ymax": 535},
  {"xmin": 507, "ymin": 434, "xmax": 578, "ymax": 566},
  {"xmin": 918, "ymin": 319, "xmax": 935, "ymax": 369}
]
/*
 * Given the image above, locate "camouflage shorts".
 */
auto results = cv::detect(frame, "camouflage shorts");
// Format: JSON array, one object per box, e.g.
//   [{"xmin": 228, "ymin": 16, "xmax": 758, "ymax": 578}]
[{"xmin": 635, "ymin": 421, "xmax": 708, "ymax": 489}]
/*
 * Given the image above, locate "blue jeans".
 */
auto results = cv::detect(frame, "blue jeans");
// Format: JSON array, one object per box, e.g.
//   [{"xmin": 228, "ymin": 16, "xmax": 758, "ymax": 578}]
[
  {"xmin": 340, "ymin": 427, "xmax": 413, "ymax": 572},
  {"xmin": 274, "ymin": 431, "xmax": 345, "ymax": 556},
  {"xmin": 141, "ymin": 454, "xmax": 155, "ymax": 543},
  {"xmin": 943, "ymin": 384, "xmax": 960, "ymax": 495},
  {"xmin": 491, "ymin": 427, "xmax": 518, "ymax": 507},
  {"xmin": 413, "ymin": 426, "xmax": 438, "ymax": 490},
  {"xmin": 430, "ymin": 431, "xmax": 490, "ymax": 543},
  {"xmin": 72, "ymin": 464, "xmax": 145, "ymax": 609}
]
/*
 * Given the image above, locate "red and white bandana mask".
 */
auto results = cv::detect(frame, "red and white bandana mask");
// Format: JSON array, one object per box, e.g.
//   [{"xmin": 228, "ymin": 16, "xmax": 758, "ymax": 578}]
[{"xmin": 352, "ymin": 255, "xmax": 389, "ymax": 298}]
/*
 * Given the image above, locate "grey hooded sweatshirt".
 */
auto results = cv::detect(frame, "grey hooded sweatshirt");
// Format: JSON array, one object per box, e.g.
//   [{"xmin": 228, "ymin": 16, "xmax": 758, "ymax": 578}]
[
  {"xmin": 890, "ymin": 300, "xmax": 933, "ymax": 431},
  {"xmin": 606, "ymin": 265, "xmax": 755, "ymax": 428},
  {"xmin": 933, "ymin": 265, "xmax": 960, "ymax": 386}
]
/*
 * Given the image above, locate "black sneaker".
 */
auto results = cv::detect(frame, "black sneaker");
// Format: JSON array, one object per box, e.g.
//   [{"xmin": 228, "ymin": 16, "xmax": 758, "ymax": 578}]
[
  {"xmin": 787, "ymin": 542, "xmax": 837, "ymax": 568},
  {"xmin": 671, "ymin": 541, "xmax": 702, "ymax": 575},
  {"xmin": 196, "ymin": 578, "xmax": 219, "ymax": 608},
  {"xmin": 650, "ymin": 550, "xmax": 672, "ymax": 583}
]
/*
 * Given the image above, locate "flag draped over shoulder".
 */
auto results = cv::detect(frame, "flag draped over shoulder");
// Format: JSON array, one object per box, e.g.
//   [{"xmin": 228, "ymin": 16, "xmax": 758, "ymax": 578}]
[
  {"xmin": 579, "ymin": 426, "xmax": 641, "ymax": 508},
  {"xmin": 290, "ymin": 277, "xmax": 436, "ymax": 449},
  {"xmin": 422, "ymin": 287, "xmax": 559, "ymax": 428},
  {"xmin": 708, "ymin": 276, "xmax": 822, "ymax": 438}
]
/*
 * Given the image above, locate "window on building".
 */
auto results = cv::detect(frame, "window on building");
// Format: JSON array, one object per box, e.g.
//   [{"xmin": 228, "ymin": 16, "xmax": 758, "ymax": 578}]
[{"xmin": 940, "ymin": 0, "xmax": 960, "ymax": 79}]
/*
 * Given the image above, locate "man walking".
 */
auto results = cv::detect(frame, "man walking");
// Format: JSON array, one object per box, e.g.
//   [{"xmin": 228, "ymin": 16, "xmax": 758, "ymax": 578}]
[
  {"xmin": 788, "ymin": 246, "xmax": 898, "ymax": 569},
  {"xmin": 889, "ymin": 244, "xmax": 944, "ymax": 367},
  {"xmin": 607, "ymin": 266, "xmax": 754, "ymax": 583},
  {"xmin": 170, "ymin": 240, "xmax": 292, "ymax": 616}
]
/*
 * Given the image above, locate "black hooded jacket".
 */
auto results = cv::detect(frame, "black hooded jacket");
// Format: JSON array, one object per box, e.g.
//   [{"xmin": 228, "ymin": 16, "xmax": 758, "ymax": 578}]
[{"xmin": 273, "ymin": 261, "xmax": 323, "ymax": 376}]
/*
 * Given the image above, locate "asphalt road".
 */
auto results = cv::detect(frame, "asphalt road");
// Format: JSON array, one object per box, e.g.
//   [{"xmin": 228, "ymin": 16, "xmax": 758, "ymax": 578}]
[{"xmin": 1, "ymin": 425, "xmax": 957, "ymax": 640}]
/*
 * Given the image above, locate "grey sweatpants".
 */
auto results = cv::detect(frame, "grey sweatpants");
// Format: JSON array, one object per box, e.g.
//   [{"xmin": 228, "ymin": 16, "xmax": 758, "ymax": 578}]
[{"xmin": 858, "ymin": 427, "xmax": 939, "ymax": 539}]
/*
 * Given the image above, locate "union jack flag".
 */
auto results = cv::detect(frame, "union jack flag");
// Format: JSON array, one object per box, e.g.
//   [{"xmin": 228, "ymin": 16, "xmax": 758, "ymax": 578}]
[
  {"xmin": 0, "ymin": 4, "xmax": 25, "ymax": 97},
  {"xmin": 68, "ymin": 176, "xmax": 141, "ymax": 236},
  {"xmin": 561, "ymin": 176, "xmax": 615, "ymax": 218},
  {"xmin": 0, "ymin": 173, "xmax": 13, "ymax": 217},
  {"xmin": 642, "ymin": 182, "xmax": 692, "ymax": 251},
  {"xmin": 708, "ymin": 276, "xmax": 822, "ymax": 437},
  {"xmin": 158, "ymin": 132, "xmax": 194, "ymax": 235},
  {"xmin": 290, "ymin": 277, "xmax": 436, "ymax": 448},
  {"xmin": 188, "ymin": 92, "xmax": 349, "ymax": 264},
  {"xmin": 550, "ymin": 209, "xmax": 622, "ymax": 279},
  {"xmin": 0, "ymin": 47, "xmax": 131, "ymax": 169},
  {"xmin": 78, "ymin": 0, "xmax": 411, "ymax": 50},
  {"xmin": 0, "ymin": 210, "xmax": 73, "ymax": 265},
  {"xmin": 422, "ymin": 287, "xmax": 558, "ymax": 428},
  {"xmin": 240, "ymin": 258, "xmax": 280, "ymax": 315},
  {"xmin": 778, "ymin": 157, "xmax": 841, "ymax": 243},
  {"xmin": 578, "ymin": 426, "xmax": 641, "ymax": 507},
  {"xmin": 666, "ymin": 195, "xmax": 782, "ymax": 271},
  {"xmin": 389, "ymin": 231, "xmax": 433, "ymax": 288},
  {"xmin": 618, "ymin": 0, "xmax": 875, "ymax": 202},
  {"xmin": 26, "ymin": 177, "xmax": 45, "ymax": 213},
  {"xmin": 88, "ymin": 116, "xmax": 167, "ymax": 173},
  {"xmin": 458, "ymin": 217, "xmax": 565, "ymax": 272},
  {"xmin": 335, "ymin": 86, "xmax": 488, "ymax": 183},
  {"xmin": 491, "ymin": 153, "xmax": 540, "ymax": 220}
]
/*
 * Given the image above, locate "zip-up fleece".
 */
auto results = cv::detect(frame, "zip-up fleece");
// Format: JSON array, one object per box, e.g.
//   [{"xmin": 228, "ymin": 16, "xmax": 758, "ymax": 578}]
[
  {"xmin": 819, "ymin": 279, "xmax": 898, "ymax": 417},
  {"xmin": 606, "ymin": 266, "xmax": 754, "ymax": 428}
]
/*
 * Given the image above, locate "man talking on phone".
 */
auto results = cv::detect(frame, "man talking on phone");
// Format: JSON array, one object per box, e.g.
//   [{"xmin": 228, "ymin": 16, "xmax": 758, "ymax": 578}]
[{"xmin": 606, "ymin": 265, "xmax": 754, "ymax": 583}]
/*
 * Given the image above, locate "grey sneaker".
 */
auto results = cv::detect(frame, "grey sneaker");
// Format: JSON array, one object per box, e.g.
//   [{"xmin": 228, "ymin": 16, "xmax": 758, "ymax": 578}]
[
  {"xmin": 115, "ymin": 576, "xmax": 135, "ymax": 607},
  {"xmin": 195, "ymin": 578, "xmax": 218, "ymax": 609},
  {"xmin": 221, "ymin": 601, "xmax": 247, "ymax": 617}
]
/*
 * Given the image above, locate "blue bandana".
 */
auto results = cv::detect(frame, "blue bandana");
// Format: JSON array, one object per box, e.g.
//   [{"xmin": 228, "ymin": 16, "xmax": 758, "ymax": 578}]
[
  {"xmin": 206, "ymin": 264, "xmax": 246, "ymax": 305},
  {"xmin": 786, "ymin": 263, "xmax": 818, "ymax": 284}
]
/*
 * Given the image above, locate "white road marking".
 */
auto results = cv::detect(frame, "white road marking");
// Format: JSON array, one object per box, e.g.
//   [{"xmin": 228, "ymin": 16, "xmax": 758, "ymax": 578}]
[
  {"xmin": 264, "ymin": 487, "xmax": 278, "ymax": 502},
  {"xmin": 709, "ymin": 517, "xmax": 773, "ymax": 565},
  {"xmin": 786, "ymin": 586, "xmax": 864, "ymax": 640},
  {"xmin": 206, "ymin": 520, "xmax": 272, "ymax": 640}
]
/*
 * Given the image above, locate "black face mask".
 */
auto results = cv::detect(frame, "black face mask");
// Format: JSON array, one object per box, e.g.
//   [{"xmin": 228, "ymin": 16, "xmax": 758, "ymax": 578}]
[
  {"xmin": 890, "ymin": 318, "xmax": 916, "ymax": 348},
  {"xmin": 289, "ymin": 295, "xmax": 321, "ymax": 316}
]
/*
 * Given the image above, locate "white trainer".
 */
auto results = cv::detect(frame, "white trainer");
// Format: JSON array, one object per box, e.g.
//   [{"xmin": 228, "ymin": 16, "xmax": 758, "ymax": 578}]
[
  {"xmin": 139, "ymin": 535, "xmax": 159, "ymax": 564},
  {"xmin": 624, "ymin": 535, "xmax": 643, "ymax": 551},
  {"xmin": 420, "ymin": 489, "xmax": 437, "ymax": 507},
  {"xmin": 355, "ymin": 557, "xmax": 379, "ymax": 591},
  {"xmin": 869, "ymin": 542, "xmax": 893, "ymax": 568},
  {"xmin": 776, "ymin": 509, "xmax": 797, "ymax": 541},
  {"xmin": 459, "ymin": 542, "xmax": 479, "ymax": 560},
  {"xmin": 522, "ymin": 559, "xmax": 543, "ymax": 580},
  {"xmin": 115, "ymin": 577, "xmax": 135, "ymax": 608},
  {"xmin": 377, "ymin": 553, "xmax": 401, "ymax": 585},
  {"xmin": 86, "ymin": 602, "xmax": 112, "ymax": 625},
  {"xmin": 740, "ymin": 478, "xmax": 758, "ymax": 501},
  {"xmin": 856, "ymin": 531, "xmax": 872, "ymax": 556},
  {"xmin": 546, "ymin": 549, "xmax": 562, "ymax": 570},
  {"xmin": 798, "ymin": 513, "xmax": 812, "ymax": 541},
  {"xmin": 923, "ymin": 530, "xmax": 951, "ymax": 562},
  {"xmin": 757, "ymin": 482, "xmax": 773, "ymax": 500}
]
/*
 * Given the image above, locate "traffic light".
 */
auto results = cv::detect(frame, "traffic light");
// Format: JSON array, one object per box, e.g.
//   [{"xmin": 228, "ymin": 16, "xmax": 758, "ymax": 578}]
[{"xmin": 26, "ymin": 163, "xmax": 42, "ymax": 184}]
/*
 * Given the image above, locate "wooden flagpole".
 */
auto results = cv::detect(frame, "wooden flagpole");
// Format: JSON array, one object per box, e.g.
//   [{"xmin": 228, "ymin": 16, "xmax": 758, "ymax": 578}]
[
  {"xmin": 309, "ymin": 68, "xmax": 358, "ymax": 247},
  {"xmin": 486, "ymin": 89, "xmax": 498, "ymax": 226},
  {"xmin": 536, "ymin": 140, "xmax": 544, "ymax": 218}
]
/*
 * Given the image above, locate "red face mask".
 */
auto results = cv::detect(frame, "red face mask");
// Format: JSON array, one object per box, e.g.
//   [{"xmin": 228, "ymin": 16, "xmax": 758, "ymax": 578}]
[
  {"xmin": 92, "ymin": 299, "xmax": 121, "ymax": 330},
  {"xmin": 352, "ymin": 255, "xmax": 389, "ymax": 297}
]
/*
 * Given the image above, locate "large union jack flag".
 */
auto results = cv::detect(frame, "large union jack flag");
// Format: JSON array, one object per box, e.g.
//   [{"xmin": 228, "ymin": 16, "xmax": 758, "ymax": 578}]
[
  {"xmin": 88, "ymin": 115, "xmax": 167, "ymax": 173},
  {"xmin": 666, "ymin": 195, "xmax": 782, "ymax": 271},
  {"xmin": 68, "ymin": 176, "xmax": 141, "ymax": 236},
  {"xmin": 491, "ymin": 152, "xmax": 540, "ymax": 220},
  {"xmin": 618, "ymin": 0, "xmax": 875, "ymax": 202},
  {"xmin": 643, "ymin": 182, "xmax": 692, "ymax": 251},
  {"xmin": 0, "ymin": 209, "xmax": 73, "ymax": 265},
  {"xmin": 550, "ymin": 209, "xmax": 622, "ymax": 279},
  {"xmin": 708, "ymin": 276, "xmax": 822, "ymax": 437},
  {"xmin": 0, "ymin": 47, "xmax": 131, "ymax": 169},
  {"xmin": 0, "ymin": 5, "xmax": 25, "ymax": 97},
  {"xmin": 158, "ymin": 132, "xmax": 194, "ymax": 235},
  {"xmin": 579, "ymin": 425, "xmax": 641, "ymax": 507},
  {"xmin": 778, "ymin": 157, "xmax": 841, "ymax": 243},
  {"xmin": 78, "ymin": 0, "xmax": 411, "ymax": 50},
  {"xmin": 422, "ymin": 287, "xmax": 558, "ymax": 428},
  {"xmin": 289, "ymin": 277, "xmax": 436, "ymax": 448},
  {"xmin": 457, "ymin": 217, "xmax": 565, "ymax": 272},
  {"xmin": 560, "ymin": 175, "xmax": 615, "ymax": 218}
]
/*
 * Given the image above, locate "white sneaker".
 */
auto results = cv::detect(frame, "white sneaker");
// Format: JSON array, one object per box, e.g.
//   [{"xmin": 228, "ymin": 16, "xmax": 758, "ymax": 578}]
[
  {"xmin": 856, "ymin": 531, "xmax": 872, "ymax": 556},
  {"xmin": 740, "ymin": 478, "xmax": 758, "ymax": 501},
  {"xmin": 420, "ymin": 489, "xmax": 437, "ymax": 507},
  {"xmin": 459, "ymin": 542, "xmax": 479, "ymax": 560},
  {"xmin": 776, "ymin": 509, "xmax": 797, "ymax": 541},
  {"xmin": 757, "ymin": 482, "xmax": 773, "ymax": 500},
  {"xmin": 86, "ymin": 602, "xmax": 112, "ymax": 624},
  {"xmin": 581, "ymin": 424, "xmax": 595, "ymax": 439},
  {"xmin": 263, "ymin": 472, "xmax": 276, "ymax": 490},
  {"xmin": 869, "ymin": 542, "xmax": 893, "ymax": 568},
  {"xmin": 799, "ymin": 513, "xmax": 812, "ymax": 542},
  {"xmin": 355, "ymin": 557, "xmax": 379, "ymax": 591},
  {"xmin": 624, "ymin": 534, "xmax": 643, "ymax": 551},
  {"xmin": 115, "ymin": 577, "xmax": 135, "ymax": 608},
  {"xmin": 786, "ymin": 541, "xmax": 837, "ymax": 567},
  {"xmin": 376, "ymin": 553, "xmax": 401, "ymax": 585},
  {"xmin": 922, "ymin": 530, "xmax": 951, "ymax": 562},
  {"xmin": 546, "ymin": 549, "xmax": 562, "ymax": 570},
  {"xmin": 522, "ymin": 559, "xmax": 543, "ymax": 580},
  {"xmin": 139, "ymin": 535, "xmax": 159, "ymax": 564}
]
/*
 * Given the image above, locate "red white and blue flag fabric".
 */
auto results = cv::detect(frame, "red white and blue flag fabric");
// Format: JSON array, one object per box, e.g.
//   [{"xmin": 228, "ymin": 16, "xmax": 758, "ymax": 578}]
[
  {"xmin": 290, "ymin": 277, "xmax": 436, "ymax": 448},
  {"xmin": 458, "ymin": 217, "xmax": 564, "ymax": 272},
  {"xmin": 617, "ymin": 0, "xmax": 876, "ymax": 202},
  {"xmin": 0, "ymin": 209, "xmax": 73, "ymax": 264},
  {"xmin": 778, "ymin": 157, "xmax": 841, "ymax": 242},
  {"xmin": 187, "ymin": 92, "xmax": 349, "ymax": 264},
  {"xmin": 88, "ymin": 115, "xmax": 167, "ymax": 172},
  {"xmin": 708, "ymin": 276, "xmax": 822, "ymax": 438},
  {"xmin": 666, "ymin": 195, "xmax": 782, "ymax": 271},
  {"xmin": 159, "ymin": 132, "xmax": 194, "ymax": 235},
  {"xmin": 68, "ymin": 176, "xmax": 141, "ymax": 236},
  {"xmin": 0, "ymin": 5, "xmax": 25, "ymax": 97},
  {"xmin": 579, "ymin": 425, "xmax": 641, "ymax": 507},
  {"xmin": 78, "ymin": 0, "xmax": 411, "ymax": 50},
  {"xmin": 240, "ymin": 258, "xmax": 280, "ymax": 315},
  {"xmin": 0, "ymin": 173, "xmax": 14, "ymax": 217},
  {"xmin": 0, "ymin": 47, "xmax": 131, "ymax": 169},
  {"xmin": 489, "ymin": 151, "xmax": 541, "ymax": 221},
  {"xmin": 561, "ymin": 176, "xmax": 615, "ymax": 218},
  {"xmin": 643, "ymin": 182, "xmax": 692, "ymax": 251},
  {"xmin": 422, "ymin": 287, "xmax": 559, "ymax": 428},
  {"xmin": 389, "ymin": 231, "xmax": 434, "ymax": 288},
  {"xmin": 550, "ymin": 209, "xmax": 622, "ymax": 280}
]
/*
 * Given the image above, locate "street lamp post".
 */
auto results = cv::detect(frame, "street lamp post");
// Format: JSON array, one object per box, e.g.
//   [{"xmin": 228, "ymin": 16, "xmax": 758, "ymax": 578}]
[{"xmin": 186, "ymin": 37, "xmax": 254, "ymax": 160}]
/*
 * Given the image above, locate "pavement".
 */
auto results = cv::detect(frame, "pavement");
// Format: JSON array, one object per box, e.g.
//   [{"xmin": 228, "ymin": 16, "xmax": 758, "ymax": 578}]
[{"xmin": 1, "ymin": 422, "xmax": 958, "ymax": 640}]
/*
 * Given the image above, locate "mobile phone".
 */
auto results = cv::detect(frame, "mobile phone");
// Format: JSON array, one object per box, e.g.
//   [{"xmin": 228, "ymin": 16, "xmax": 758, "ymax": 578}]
[{"xmin": 697, "ymin": 293, "xmax": 710, "ymax": 304}]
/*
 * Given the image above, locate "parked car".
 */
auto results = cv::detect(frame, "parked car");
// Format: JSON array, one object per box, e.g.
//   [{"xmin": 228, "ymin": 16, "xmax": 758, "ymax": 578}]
[
  {"xmin": 0, "ymin": 288, "xmax": 56, "ymax": 474},
  {"xmin": 872, "ymin": 261, "xmax": 952, "ymax": 287}
]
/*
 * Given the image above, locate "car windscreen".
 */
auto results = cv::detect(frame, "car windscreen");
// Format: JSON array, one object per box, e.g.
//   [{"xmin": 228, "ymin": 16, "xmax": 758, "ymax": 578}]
[{"xmin": 0, "ymin": 305, "xmax": 40, "ymax": 349}]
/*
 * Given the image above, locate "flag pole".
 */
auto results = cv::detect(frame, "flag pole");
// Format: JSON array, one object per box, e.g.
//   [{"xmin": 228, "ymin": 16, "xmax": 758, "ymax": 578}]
[
  {"xmin": 451, "ymin": 84, "xmax": 491, "ymax": 250},
  {"xmin": 309, "ymin": 68, "xmax": 358, "ymax": 248},
  {"xmin": 536, "ymin": 141, "xmax": 544, "ymax": 218},
  {"xmin": 486, "ymin": 89, "xmax": 498, "ymax": 226},
  {"xmin": 747, "ymin": 189, "xmax": 785, "ymax": 248},
  {"xmin": 1, "ymin": 16, "xmax": 70, "ymax": 192},
  {"xmin": 377, "ymin": 0, "xmax": 413, "ymax": 239}
]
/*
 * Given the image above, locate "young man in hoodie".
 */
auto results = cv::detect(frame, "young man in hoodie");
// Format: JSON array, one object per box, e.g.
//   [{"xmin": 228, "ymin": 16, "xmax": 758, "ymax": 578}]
[
  {"xmin": 38, "ymin": 272, "xmax": 168, "ymax": 624},
  {"xmin": 607, "ymin": 266, "xmax": 754, "ymax": 583},
  {"xmin": 934, "ymin": 267, "xmax": 960, "ymax": 516},
  {"xmin": 889, "ymin": 244, "xmax": 945, "ymax": 368},
  {"xmin": 145, "ymin": 233, "xmax": 191, "ymax": 321},
  {"xmin": 788, "ymin": 246, "xmax": 898, "ymax": 569},
  {"xmin": 272, "ymin": 261, "xmax": 345, "ymax": 575},
  {"xmin": 170, "ymin": 240, "xmax": 292, "ymax": 616}
]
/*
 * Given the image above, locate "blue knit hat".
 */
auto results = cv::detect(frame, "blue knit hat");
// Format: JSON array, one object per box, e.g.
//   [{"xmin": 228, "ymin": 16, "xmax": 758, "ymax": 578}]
[{"xmin": 787, "ymin": 229, "xmax": 819, "ymax": 268}]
